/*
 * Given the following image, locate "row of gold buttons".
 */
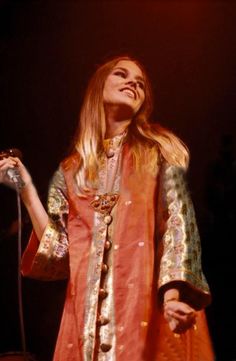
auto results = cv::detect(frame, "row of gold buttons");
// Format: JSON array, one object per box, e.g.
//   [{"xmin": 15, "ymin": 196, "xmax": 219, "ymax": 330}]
[{"xmin": 96, "ymin": 236, "xmax": 112, "ymax": 352}]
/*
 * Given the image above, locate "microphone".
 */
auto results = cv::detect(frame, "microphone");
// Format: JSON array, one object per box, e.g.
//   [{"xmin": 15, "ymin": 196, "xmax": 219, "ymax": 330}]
[
  {"xmin": 0, "ymin": 148, "xmax": 25, "ymax": 190},
  {"xmin": 7, "ymin": 168, "xmax": 25, "ymax": 190}
]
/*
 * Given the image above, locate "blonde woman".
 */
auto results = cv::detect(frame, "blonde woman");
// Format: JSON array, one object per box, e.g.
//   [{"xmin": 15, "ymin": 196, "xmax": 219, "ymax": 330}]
[{"xmin": 0, "ymin": 56, "xmax": 214, "ymax": 361}]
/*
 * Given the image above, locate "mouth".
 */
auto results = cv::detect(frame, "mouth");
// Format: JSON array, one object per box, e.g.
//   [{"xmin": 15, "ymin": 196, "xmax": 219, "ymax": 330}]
[{"xmin": 120, "ymin": 87, "xmax": 137, "ymax": 100}]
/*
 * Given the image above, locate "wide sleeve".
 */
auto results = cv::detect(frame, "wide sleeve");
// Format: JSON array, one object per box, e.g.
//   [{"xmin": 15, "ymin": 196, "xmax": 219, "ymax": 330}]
[
  {"xmin": 21, "ymin": 168, "xmax": 70, "ymax": 281},
  {"xmin": 156, "ymin": 161, "xmax": 211, "ymax": 309}
]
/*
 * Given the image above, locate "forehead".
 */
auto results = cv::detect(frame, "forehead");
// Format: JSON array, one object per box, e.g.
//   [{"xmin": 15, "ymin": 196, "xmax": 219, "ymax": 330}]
[{"xmin": 113, "ymin": 60, "xmax": 143, "ymax": 77}]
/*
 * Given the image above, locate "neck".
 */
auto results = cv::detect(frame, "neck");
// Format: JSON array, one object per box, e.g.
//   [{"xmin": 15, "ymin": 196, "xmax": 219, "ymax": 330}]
[
  {"xmin": 104, "ymin": 104, "xmax": 133, "ymax": 138},
  {"xmin": 105, "ymin": 119, "xmax": 130, "ymax": 138}
]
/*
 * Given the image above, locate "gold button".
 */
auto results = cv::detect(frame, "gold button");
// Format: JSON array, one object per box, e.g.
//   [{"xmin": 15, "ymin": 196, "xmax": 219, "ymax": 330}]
[
  {"xmin": 106, "ymin": 149, "xmax": 115, "ymax": 158},
  {"xmin": 104, "ymin": 241, "xmax": 112, "ymax": 250},
  {"xmin": 140, "ymin": 321, "xmax": 148, "ymax": 327},
  {"xmin": 97, "ymin": 315, "xmax": 110, "ymax": 326},
  {"xmin": 101, "ymin": 263, "xmax": 109, "ymax": 273},
  {"xmin": 104, "ymin": 215, "xmax": 112, "ymax": 225},
  {"xmin": 100, "ymin": 343, "xmax": 112, "ymax": 352},
  {"xmin": 99, "ymin": 288, "xmax": 108, "ymax": 299}
]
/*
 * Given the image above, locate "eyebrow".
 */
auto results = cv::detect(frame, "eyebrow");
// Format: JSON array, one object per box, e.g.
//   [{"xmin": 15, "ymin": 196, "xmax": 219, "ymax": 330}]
[{"xmin": 113, "ymin": 67, "xmax": 145, "ymax": 82}]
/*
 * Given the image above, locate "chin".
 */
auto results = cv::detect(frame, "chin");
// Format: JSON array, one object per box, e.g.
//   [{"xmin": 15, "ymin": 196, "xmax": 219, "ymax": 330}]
[{"xmin": 118, "ymin": 102, "xmax": 138, "ymax": 118}]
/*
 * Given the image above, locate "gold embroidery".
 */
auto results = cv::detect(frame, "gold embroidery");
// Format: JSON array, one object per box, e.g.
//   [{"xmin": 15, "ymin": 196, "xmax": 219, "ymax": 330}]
[
  {"xmin": 158, "ymin": 163, "xmax": 210, "ymax": 297},
  {"xmin": 83, "ymin": 134, "xmax": 125, "ymax": 360}
]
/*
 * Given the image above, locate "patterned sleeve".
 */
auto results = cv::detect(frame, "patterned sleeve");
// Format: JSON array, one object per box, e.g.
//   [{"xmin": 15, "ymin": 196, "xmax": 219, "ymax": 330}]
[
  {"xmin": 21, "ymin": 168, "xmax": 70, "ymax": 281},
  {"xmin": 156, "ymin": 161, "xmax": 211, "ymax": 309}
]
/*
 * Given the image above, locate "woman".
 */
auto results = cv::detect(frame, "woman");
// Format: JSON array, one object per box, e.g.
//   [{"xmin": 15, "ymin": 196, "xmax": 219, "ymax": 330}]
[{"xmin": 0, "ymin": 56, "xmax": 214, "ymax": 360}]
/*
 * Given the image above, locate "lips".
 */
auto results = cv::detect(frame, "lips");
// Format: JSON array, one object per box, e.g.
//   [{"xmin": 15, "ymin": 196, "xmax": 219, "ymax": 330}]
[{"xmin": 120, "ymin": 87, "xmax": 137, "ymax": 100}]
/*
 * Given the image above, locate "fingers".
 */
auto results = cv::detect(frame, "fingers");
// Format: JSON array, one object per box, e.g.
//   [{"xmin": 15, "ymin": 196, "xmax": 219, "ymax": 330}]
[
  {"xmin": 0, "ymin": 157, "xmax": 31, "ymax": 189},
  {"xmin": 165, "ymin": 299, "xmax": 194, "ymax": 313},
  {"xmin": 168, "ymin": 318, "xmax": 179, "ymax": 332},
  {"xmin": 0, "ymin": 156, "xmax": 19, "ymax": 170},
  {"xmin": 164, "ymin": 300, "xmax": 197, "ymax": 334},
  {"xmin": 166, "ymin": 312, "xmax": 196, "ymax": 333},
  {"xmin": 165, "ymin": 300, "xmax": 196, "ymax": 319},
  {"xmin": 165, "ymin": 311, "xmax": 196, "ymax": 334},
  {"xmin": 166, "ymin": 308, "xmax": 196, "ymax": 323},
  {"xmin": 0, "ymin": 158, "xmax": 19, "ymax": 185}
]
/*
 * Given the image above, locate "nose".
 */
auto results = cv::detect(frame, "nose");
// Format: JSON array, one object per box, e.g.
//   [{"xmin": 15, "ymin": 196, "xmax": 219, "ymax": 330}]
[{"xmin": 126, "ymin": 80, "xmax": 138, "ymax": 89}]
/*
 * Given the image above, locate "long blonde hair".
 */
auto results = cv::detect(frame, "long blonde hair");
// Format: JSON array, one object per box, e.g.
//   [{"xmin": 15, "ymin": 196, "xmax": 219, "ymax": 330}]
[{"xmin": 72, "ymin": 55, "xmax": 189, "ymax": 191}]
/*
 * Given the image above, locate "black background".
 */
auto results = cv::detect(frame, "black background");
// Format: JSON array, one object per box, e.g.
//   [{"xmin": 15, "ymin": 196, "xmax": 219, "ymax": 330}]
[{"xmin": 0, "ymin": 1, "xmax": 236, "ymax": 360}]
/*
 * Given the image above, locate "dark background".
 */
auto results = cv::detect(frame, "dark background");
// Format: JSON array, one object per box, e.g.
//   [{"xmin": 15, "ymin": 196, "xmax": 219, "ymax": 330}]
[{"xmin": 0, "ymin": 1, "xmax": 236, "ymax": 360}]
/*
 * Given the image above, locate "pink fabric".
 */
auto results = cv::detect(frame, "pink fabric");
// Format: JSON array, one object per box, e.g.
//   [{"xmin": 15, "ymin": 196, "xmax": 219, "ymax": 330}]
[
  {"xmin": 21, "ymin": 148, "xmax": 214, "ymax": 360},
  {"xmin": 21, "ymin": 231, "xmax": 40, "ymax": 276}
]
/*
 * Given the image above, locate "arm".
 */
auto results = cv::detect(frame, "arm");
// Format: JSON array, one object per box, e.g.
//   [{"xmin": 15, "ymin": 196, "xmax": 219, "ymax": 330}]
[
  {"xmin": 156, "ymin": 161, "xmax": 211, "ymax": 333},
  {"xmin": 0, "ymin": 156, "xmax": 48, "ymax": 239},
  {"xmin": 0, "ymin": 156, "xmax": 70, "ymax": 280},
  {"xmin": 21, "ymin": 168, "xmax": 70, "ymax": 280},
  {"xmin": 21, "ymin": 182, "xmax": 48, "ymax": 240}
]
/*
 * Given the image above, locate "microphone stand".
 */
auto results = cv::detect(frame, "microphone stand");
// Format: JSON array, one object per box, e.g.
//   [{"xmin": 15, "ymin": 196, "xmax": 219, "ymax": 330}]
[
  {"xmin": 0, "ymin": 183, "xmax": 36, "ymax": 360},
  {"xmin": 15, "ymin": 184, "xmax": 28, "ymax": 361},
  {"xmin": 0, "ymin": 149, "xmax": 36, "ymax": 360}
]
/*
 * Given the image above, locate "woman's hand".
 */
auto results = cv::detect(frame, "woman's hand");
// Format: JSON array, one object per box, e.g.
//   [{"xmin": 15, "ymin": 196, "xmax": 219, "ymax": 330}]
[
  {"xmin": 0, "ymin": 157, "xmax": 32, "ymax": 190},
  {"xmin": 163, "ymin": 299, "xmax": 196, "ymax": 334},
  {"xmin": 0, "ymin": 156, "xmax": 48, "ymax": 240}
]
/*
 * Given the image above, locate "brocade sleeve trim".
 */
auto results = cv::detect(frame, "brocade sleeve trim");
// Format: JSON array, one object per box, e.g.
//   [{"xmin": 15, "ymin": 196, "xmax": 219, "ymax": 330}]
[
  {"xmin": 157, "ymin": 162, "xmax": 211, "ymax": 309},
  {"xmin": 21, "ymin": 168, "xmax": 69, "ymax": 280}
]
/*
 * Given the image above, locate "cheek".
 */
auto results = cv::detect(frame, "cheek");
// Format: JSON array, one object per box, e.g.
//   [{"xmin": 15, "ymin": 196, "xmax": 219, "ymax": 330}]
[
  {"xmin": 103, "ymin": 79, "xmax": 116, "ymax": 101},
  {"xmin": 103, "ymin": 85, "xmax": 111, "ymax": 102},
  {"xmin": 134, "ymin": 94, "xmax": 145, "ymax": 113},
  {"xmin": 138, "ymin": 93, "xmax": 145, "ymax": 107}
]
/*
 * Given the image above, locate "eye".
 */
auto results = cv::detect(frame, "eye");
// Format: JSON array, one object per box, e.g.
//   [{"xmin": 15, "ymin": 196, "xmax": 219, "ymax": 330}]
[
  {"xmin": 137, "ymin": 81, "xmax": 145, "ymax": 90},
  {"xmin": 113, "ymin": 70, "xmax": 127, "ymax": 78}
]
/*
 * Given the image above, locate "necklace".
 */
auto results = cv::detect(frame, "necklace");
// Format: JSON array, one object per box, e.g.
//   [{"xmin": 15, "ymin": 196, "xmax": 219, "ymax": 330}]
[{"xmin": 90, "ymin": 131, "xmax": 126, "ymax": 221}]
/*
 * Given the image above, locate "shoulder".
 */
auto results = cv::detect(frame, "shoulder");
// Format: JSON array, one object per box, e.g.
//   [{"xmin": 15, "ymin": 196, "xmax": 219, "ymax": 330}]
[
  {"xmin": 149, "ymin": 123, "xmax": 189, "ymax": 170},
  {"xmin": 49, "ymin": 167, "xmax": 67, "ymax": 194},
  {"xmin": 158, "ymin": 160, "xmax": 190, "ymax": 202},
  {"xmin": 48, "ymin": 152, "xmax": 80, "ymax": 192},
  {"xmin": 60, "ymin": 152, "xmax": 81, "ymax": 173},
  {"xmin": 160, "ymin": 159, "xmax": 187, "ymax": 178}
]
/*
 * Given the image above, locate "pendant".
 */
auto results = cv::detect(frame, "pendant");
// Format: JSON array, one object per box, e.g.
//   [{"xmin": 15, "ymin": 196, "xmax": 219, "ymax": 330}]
[{"xmin": 90, "ymin": 193, "xmax": 119, "ymax": 215}]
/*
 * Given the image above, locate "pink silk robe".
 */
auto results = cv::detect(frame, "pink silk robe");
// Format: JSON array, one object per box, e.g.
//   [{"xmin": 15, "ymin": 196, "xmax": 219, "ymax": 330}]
[{"xmin": 21, "ymin": 144, "xmax": 214, "ymax": 361}]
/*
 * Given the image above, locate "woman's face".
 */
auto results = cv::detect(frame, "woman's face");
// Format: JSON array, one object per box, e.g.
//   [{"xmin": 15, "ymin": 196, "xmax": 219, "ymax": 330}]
[{"xmin": 103, "ymin": 60, "xmax": 146, "ymax": 115}]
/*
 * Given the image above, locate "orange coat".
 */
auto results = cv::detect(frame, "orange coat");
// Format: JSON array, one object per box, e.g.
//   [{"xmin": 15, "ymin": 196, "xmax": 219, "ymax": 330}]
[{"xmin": 22, "ymin": 145, "xmax": 214, "ymax": 360}]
